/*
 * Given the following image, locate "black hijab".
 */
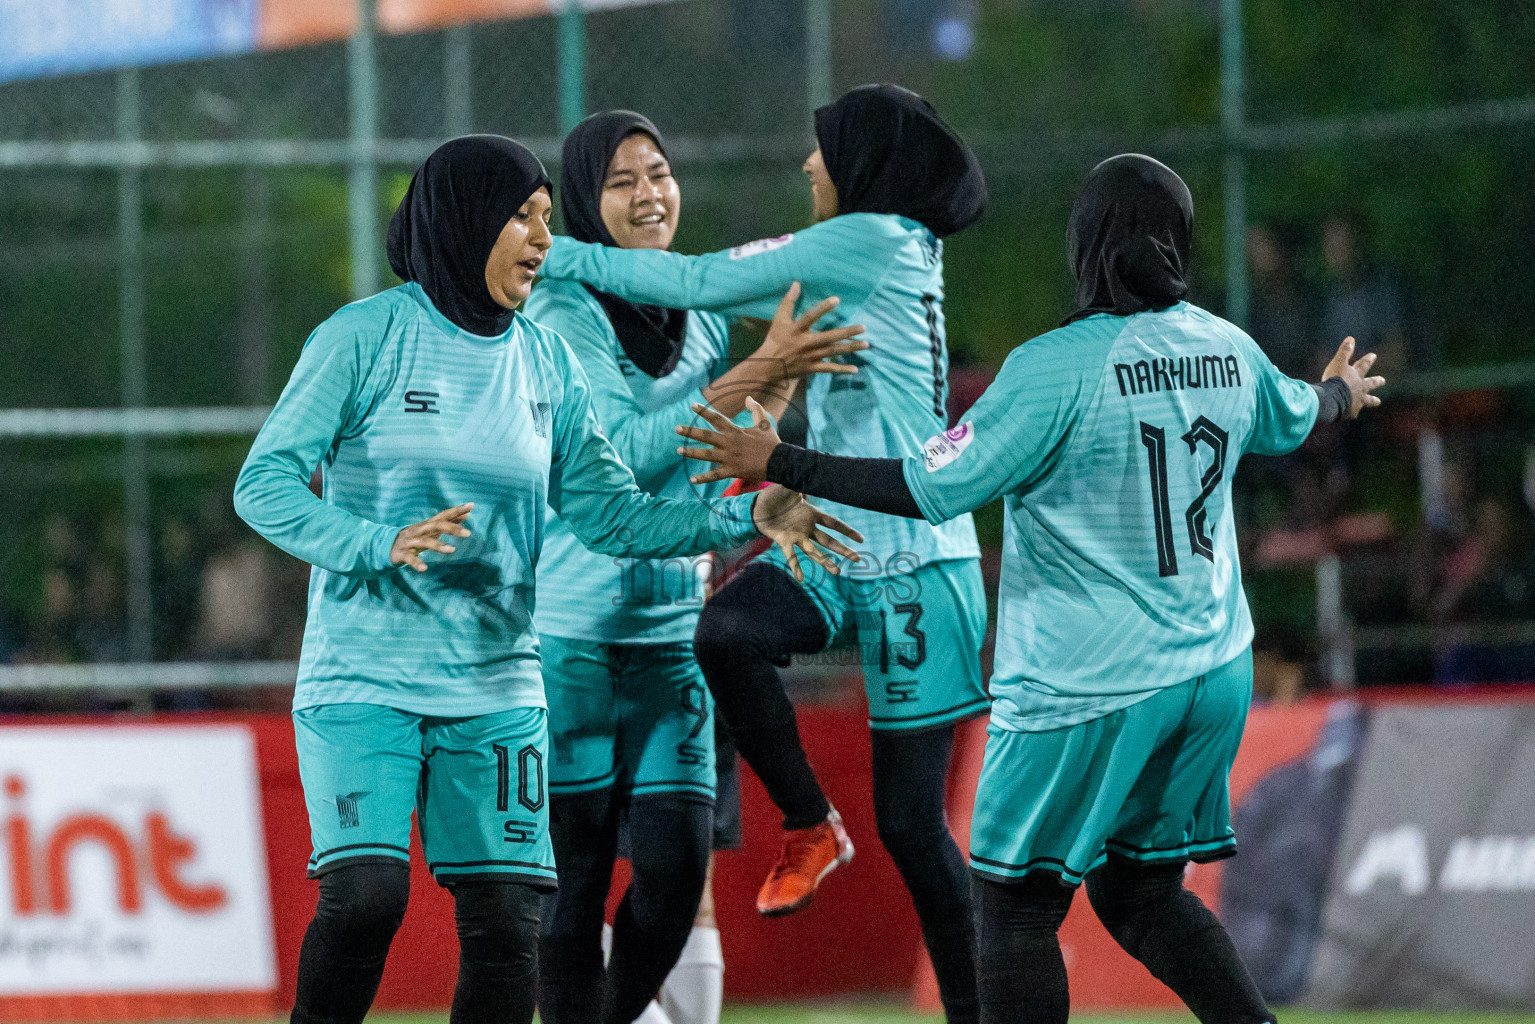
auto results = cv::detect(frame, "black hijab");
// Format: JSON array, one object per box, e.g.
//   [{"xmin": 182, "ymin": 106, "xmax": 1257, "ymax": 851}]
[
  {"xmin": 561, "ymin": 110, "xmax": 689, "ymax": 378},
  {"xmin": 386, "ymin": 135, "xmax": 551, "ymax": 337},
  {"xmin": 1064, "ymin": 153, "xmax": 1193, "ymax": 326},
  {"xmin": 813, "ymin": 84, "xmax": 987, "ymax": 238}
]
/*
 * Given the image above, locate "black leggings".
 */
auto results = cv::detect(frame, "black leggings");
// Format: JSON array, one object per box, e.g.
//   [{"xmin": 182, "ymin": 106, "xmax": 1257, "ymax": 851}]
[
  {"xmin": 290, "ymin": 863, "xmax": 540, "ymax": 1024},
  {"xmin": 696, "ymin": 561, "xmax": 978, "ymax": 1022},
  {"xmin": 538, "ymin": 790, "xmax": 712, "ymax": 1024},
  {"xmin": 693, "ymin": 561, "xmax": 831, "ymax": 830},
  {"xmin": 975, "ymin": 857, "xmax": 1273, "ymax": 1024},
  {"xmin": 873, "ymin": 727, "xmax": 978, "ymax": 1024}
]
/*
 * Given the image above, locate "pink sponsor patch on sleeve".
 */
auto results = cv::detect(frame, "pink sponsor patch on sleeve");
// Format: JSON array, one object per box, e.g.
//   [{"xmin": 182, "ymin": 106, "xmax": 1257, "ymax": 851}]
[
  {"xmin": 727, "ymin": 234, "xmax": 793, "ymax": 260},
  {"xmin": 921, "ymin": 422, "xmax": 974, "ymax": 471}
]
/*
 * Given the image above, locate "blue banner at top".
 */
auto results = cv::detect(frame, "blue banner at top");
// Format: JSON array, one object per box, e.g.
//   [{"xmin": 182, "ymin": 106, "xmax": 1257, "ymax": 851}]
[{"xmin": 0, "ymin": 0, "xmax": 258, "ymax": 84}]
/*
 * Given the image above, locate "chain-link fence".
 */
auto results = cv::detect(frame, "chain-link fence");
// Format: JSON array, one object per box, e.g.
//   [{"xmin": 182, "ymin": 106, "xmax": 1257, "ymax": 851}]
[{"xmin": 2, "ymin": 0, "xmax": 1533, "ymax": 700}]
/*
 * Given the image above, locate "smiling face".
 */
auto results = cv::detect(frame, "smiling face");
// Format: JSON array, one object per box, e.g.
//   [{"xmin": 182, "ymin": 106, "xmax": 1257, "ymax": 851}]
[
  {"xmin": 599, "ymin": 132, "xmax": 680, "ymax": 250},
  {"xmin": 803, "ymin": 147, "xmax": 838, "ymax": 223},
  {"xmin": 484, "ymin": 187, "xmax": 553, "ymax": 309}
]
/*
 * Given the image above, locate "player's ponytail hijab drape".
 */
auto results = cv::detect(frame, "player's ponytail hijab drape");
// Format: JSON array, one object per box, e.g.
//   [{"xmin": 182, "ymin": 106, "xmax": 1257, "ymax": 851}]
[
  {"xmin": 1064, "ymin": 153, "xmax": 1194, "ymax": 326},
  {"xmin": 386, "ymin": 134, "xmax": 552, "ymax": 337},
  {"xmin": 560, "ymin": 110, "xmax": 690, "ymax": 378},
  {"xmin": 813, "ymin": 83, "xmax": 987, "ymax": 238}
]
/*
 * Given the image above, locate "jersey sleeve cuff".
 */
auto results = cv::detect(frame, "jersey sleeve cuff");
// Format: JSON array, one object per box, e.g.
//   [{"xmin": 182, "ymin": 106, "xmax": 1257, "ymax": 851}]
[
  {"xmin": 369, "ymin": 522, "xmax": 399, "ymax": 575},
  {"xmin": 901, "ymin": 457, "xmax": 952, "ymax": 525},
  {"xmin": 711, "ymin": 492, "xmax": 760, "ymax": 547}
]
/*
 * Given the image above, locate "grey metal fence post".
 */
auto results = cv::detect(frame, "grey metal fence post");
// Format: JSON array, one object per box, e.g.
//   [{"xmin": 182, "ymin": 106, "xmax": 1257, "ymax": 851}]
[
  {"xmin": 806, "ymin": 0, "xmax": 833, "ymax": 116},
  {"xmin": 116, "ymin": 67, "xmax": 153, "ymax": 662},
  {"xmin": 444, "ymin": 23, "xmax": 473, "ymax": 137},
  {"xmin": 1220, "ymin": 0, "xmax": 1248, "ymax": 328},
  {"xmin": 1317, "ymin": 553, "xmax": 1356, "ymax": 689},
  {"xmin": 558, "ymin": 3, "xmax": 586, "ymax": 134},
  {"xmin": 349, "ymin": 0, "xmax": 380, "ymax": 299}
]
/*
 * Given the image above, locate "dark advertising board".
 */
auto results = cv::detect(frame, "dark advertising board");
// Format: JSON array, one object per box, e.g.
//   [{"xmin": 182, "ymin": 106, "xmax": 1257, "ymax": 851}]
[{"xmin": 1304, "ymin": 704, "xmax": 1535, "ymax": 1008}]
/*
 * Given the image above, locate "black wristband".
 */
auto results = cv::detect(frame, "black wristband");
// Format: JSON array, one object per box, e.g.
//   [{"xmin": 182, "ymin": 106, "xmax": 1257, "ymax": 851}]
[
  {"xmin": 1312, "ymin": 376, "xmax": 1353, "ymax": 425},
  {"xmin": 765, "ymin": 443, "xmax": 925, "ymax": 519}
]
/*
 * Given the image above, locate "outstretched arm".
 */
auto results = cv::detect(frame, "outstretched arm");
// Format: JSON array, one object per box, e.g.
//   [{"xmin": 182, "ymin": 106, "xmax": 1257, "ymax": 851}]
[
  {"xmin": 673, "ymin": 399, "xmax": 923, "ymax": 518},
  {"xmin": 548, "ymin": 343, "xmax": 863, "ymax": 579},
  {"xmin": 539, "ymin": 220, "xmax": 885, "ymax": 320},
  {"xmin": 678, "ymin": 336, "xmax": 1091, "ymax": 524},
  {"xmin": 1250, "ymin": 335, "xmax": 1384, "ymax": 456}
]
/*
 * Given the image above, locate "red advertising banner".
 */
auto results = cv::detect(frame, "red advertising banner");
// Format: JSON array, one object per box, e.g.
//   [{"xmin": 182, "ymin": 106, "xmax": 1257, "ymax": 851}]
[{"xmin": 7, "ymin": 692, "xmax": 1528, "ymax": 1017}]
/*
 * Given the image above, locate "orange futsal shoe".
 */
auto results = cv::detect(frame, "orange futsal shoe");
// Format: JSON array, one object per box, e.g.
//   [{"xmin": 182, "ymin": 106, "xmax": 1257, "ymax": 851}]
[{"xmin": 755, "ymin": 807, "xmax": 855, "ymax": 917}]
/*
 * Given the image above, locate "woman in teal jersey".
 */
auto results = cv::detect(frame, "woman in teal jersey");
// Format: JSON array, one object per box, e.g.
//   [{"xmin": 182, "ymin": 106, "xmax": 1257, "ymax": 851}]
[
  {"xmin": 233, "ymin": 135, "xmax": 859, "ymax": 1024},
  {"xmin": 526, "ymin": 111, "xmax": 864, "ymax": 1024},
  {"xmin": 536, "ymin": 85, "xmax": 989, "ymax": 1023},
  {"xmin": 674, "ymin": 154, "xmax": 1385, "ymax": 1024}
]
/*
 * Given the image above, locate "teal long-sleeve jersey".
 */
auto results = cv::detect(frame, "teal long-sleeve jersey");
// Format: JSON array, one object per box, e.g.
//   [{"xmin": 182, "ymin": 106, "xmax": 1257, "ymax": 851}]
[
  {"xmin": 897, "ymin": 303, "xmax": 1319, "ymax": 731},
  {"xmin": 234, "ymin": 283, "xmax": 758, "ymax": 716},
  {"xmin": 524, "ymin": 278, "xmax": 735, "ymax": 643},
  {"xmin": 539, "ymin": 213, "xmax": 980, "ymax": 577}
]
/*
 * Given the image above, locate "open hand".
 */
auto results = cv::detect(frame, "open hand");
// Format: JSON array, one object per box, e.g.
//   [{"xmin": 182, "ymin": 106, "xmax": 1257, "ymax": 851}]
[
  {"xmin": 749, "ymin": 484, "xmax": 864, "ymax": 582},
  {"xmin": 677, "ymin": 397, "xmax": 781, "ymax": 485},
  {"xmin": 390, "ymin": 503, "xmax": 473, "ymax": 572},
  {"xmin": 1322, "ymin": 336, "xmax": 1385, "ymax": 418},
  {"xmin": 755, "ymin": 282, "xmax": 868, "ymax": 380}
]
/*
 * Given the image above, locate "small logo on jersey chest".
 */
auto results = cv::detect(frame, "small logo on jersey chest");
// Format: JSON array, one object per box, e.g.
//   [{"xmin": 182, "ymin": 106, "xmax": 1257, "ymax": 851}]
[
  {"xmin": 528, "ymin": 399, "xmax": 551, "ymax": 438},
  {"xmin": 404, "ymin": 390, "xmax": 440, "ymax": 414}
]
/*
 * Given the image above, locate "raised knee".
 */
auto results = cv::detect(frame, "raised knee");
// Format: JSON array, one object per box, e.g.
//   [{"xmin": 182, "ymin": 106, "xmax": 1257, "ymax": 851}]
[{"xmin": 693, "ymin": 601, "xmax": 756, "ymax": 669}]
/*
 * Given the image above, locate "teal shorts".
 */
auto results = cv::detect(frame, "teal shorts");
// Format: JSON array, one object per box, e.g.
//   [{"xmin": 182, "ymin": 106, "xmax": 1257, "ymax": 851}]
[
  {"xmin": 969, "ymin": 648, "xmax": 1253, "ymax": 886},
  {"xmin": 293, "ymin": 703, "xmax": 555, "ymax": 890},
  {"xmin": 541, "ymin": 635, "xmax": 714, "ymax": 805},
  {"xmin": 757, "ymin": 549, "xmax": 989, "ymax": 732}
]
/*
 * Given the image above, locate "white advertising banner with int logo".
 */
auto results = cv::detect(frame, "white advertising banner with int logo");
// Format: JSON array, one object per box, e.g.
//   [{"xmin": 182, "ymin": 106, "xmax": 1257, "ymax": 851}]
[{"xmin": 0, "ymin": 725, "xmax": 275, "ymax": 999}]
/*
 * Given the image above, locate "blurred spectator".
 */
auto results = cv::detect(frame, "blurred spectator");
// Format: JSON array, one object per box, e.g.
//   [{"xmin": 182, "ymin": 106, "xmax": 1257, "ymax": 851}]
[
  {"xmin": 0, "ymin": 602, "xmax": 25, "ymax": 664},
  {"xmin": 267, "ymin": 555, "xmax": 312, "ymax": 661},
  {"xmin": 1246, "ymin": 224, "xmax": 1317, "ymax": 380},
  {"xmin": 156, "ymin": 515, "xmax": 204, "ymax": 659},
  {"xmin": 74, "ymin": 558, "xmax": 127, "ymax": 662},
  {"xmin": 194, "ymin": 537, "xmax": 274, "ymax": 661},
  {"xmin": 24, "ymin": 569, "xmax": 78, "ymax": 663},
  {"xmin": 1432, "ymin": 495, "xmax": 1535, "ymax": 684},
  {"xmin": 42, "ymin": 514, "xmax": 88, "ymax": 582},
  {"xmin": 1318, "ymin": 216, "xmax": 1413, "ymax": 383},
  {"xmin": 1434, "ymin": 496, "xmax": 1535, "ymax": 624}
]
